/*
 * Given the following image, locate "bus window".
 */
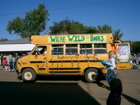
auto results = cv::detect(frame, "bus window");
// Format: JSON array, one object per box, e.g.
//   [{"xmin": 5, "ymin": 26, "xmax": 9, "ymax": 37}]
[
  {"xmin": 80, "ymin": 44, "xmax": 92, "ymax": 54},
  {"xmin": 94, "ymin": 49, "xmax": 107, "ymax": 54},
  {"xmin": 66, "ymin": 44, "xmax": 78, "ymax": 55},
  {"xmin": 94, "ymin": 44, "xmax": 106, "ymax": 48},
  {"xmin": 51, "ymin": 45, "xmax": 63, "ymax": 55},
  {"xmin": 94, "ymin": 44, "xmax": 107, "ymax": 54}
]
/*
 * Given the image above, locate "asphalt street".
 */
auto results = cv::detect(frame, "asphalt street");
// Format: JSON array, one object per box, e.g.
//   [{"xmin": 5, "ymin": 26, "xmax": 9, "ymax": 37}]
[{"xmin": 0, "ymin": 67, "xmax": 140, "ymax": 105}]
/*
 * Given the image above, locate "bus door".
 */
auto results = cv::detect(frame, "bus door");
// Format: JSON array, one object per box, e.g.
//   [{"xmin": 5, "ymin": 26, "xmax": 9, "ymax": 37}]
[{"xmin": 29, "ymin": 46, "xmax": 48, "ymax": 74}]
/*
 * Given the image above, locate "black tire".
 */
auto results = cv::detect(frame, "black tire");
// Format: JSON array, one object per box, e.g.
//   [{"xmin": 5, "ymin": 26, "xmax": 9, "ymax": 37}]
[
  {"xmin": 84, "ymin": 68, "xmax": 98, "ymax": 83},
  {"xmin": 21, "ymin": 68, "xmax": 37, "ymax": 83}
]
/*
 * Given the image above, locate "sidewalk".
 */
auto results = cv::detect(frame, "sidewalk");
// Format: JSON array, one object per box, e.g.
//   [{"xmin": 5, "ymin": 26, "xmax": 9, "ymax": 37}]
[
  {"xmin": 0, "ymin": 65, "xmax": 16, "ymax": 72},
  {"xmin": 0, "ymin": 66, "xmax": 20, "ymax": 82}
]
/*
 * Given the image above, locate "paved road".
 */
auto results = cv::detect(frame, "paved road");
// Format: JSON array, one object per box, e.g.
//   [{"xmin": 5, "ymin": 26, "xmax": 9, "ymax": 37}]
[{"xmin": 0, "ymin": 68, "xmax": 140, "ymax": 105}]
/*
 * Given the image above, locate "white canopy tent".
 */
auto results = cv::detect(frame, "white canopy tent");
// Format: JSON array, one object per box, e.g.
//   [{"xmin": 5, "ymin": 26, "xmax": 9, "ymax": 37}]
[
  {"xmin": 0, "ymin": 38, "xmax": 35, "ymax": 65},
  {"xmin": 0, "ymin": 44, "xmax": 35, "ymax": 52},
  {"xmin": 0, "ymin": 38, "xmax": 35, "ymax": 52}
]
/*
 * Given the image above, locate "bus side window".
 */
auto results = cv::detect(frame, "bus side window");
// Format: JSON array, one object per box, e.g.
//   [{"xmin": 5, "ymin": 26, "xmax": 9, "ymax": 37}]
[
  {"xmin": 80, "ymin": 44, "xmax": 92, "ymax": 54},
  {"xmin": 94, "ymin": 44, "xmax": 107, "ymax": 54},
  {"xmin": 66, "ymin": 44, "xmax": 78, "ymax": 55},
  {"xmin": 94, "ymin": 49, "xmax": 107, "ymax": 54},
  {"xmin": 51, "ymin": 45, "xmax": 63, "ymax": 55}
]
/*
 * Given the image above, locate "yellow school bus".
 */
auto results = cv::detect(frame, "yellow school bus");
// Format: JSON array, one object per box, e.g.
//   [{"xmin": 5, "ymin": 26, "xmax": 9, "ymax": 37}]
[{"xmin": 16, "ymin": 33, "xmax": 131, "ymax": 82}]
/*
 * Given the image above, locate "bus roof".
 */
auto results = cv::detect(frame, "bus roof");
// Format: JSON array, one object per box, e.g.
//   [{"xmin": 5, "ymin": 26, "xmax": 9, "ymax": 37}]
[{"xmin": 30, "ymin": 33, "xmax": 113, "ymax": 45}]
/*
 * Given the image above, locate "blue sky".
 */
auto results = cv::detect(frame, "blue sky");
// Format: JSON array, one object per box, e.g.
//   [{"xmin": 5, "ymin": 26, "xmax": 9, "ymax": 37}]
[{"xmin": 0, "ymin": 0, "xmax": 139, "ymax": 41}]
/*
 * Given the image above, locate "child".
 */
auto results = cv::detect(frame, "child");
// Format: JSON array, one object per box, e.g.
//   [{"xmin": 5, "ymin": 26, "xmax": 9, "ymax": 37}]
[
  {"xmin": 101, "ymin": 51, "xmax": 122, "ymax": 105},
  {"xmin": 2, "ymin": 57, "xmax": 7, "ymax": 71},
  {"xmin": 4, "ymin": 64, "xmax": 9, "ymax": 71},
  {"xmin": 101, "ymin": 51, "xmax": 117, "ymax": 84}
]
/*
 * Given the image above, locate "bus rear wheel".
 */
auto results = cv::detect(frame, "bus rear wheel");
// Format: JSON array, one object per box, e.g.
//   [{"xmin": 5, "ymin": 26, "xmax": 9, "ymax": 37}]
[
  {"xmin": 21, "ymin": 68, "xmax": 37, "ymax": 83},
  {"xmin": 84, "ymin": 68, "xmax": 98, "ymax": 83}
]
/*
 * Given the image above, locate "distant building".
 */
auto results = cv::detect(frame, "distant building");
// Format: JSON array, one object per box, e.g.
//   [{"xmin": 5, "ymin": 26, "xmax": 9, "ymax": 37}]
[{"xmin": 0, "ymin": 38, "xmax": 35, "ymax": 55}]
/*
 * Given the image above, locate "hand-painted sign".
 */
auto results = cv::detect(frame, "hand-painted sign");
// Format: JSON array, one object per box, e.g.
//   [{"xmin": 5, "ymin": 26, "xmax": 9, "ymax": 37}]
[
  {"xmin": 116, "ymin": 44, "xmax": 131, "ymax": 63},
  {"xmin": 48, "ymin": 34, "xmax": 106, "ymax": 43}
]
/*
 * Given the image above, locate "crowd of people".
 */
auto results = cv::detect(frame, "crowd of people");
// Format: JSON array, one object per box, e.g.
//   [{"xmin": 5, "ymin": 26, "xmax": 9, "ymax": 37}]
[{"xmin": 0, "ymin": 53, "xmax": 26, "ymax": 72}]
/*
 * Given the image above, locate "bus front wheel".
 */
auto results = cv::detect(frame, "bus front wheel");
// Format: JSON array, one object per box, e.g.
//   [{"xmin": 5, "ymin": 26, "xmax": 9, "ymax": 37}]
[
  {"xmin": 21, "ymin": 68, "xmax": 37, "ymax": 83},
  {"xmin": 84, "ymin": 68, "xmax": 98, "ymax": 83}
]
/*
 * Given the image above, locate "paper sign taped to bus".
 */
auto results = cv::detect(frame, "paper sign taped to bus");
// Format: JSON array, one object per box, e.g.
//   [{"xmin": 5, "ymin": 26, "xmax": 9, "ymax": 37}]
[{"xmin": 116, "ymin": 44, "xmax": 131, "ymax": 63}]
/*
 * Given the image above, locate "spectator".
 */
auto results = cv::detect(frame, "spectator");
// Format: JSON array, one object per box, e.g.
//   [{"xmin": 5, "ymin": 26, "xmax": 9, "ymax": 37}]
[
  {"xmin": 132, "ymin": 54, "xmax": 137, "ymax": 64},
  {"xmin": 8, "ymin": 53, "xmax": 12, "ymax": 65},
  {"xmin": 0, "ymin": 54, "xmax": 1, "ymax": 65},
  {"xmin": 137, "ymin": 55, "xmax": 140, "ymax": 65},
  {"xmin": 9, "ymin": 58, "xmax": 14, "ymax": 71},
  {"xmin": 2, "ymin": 57, "xmax": 8, "ymax": 71},
  {"xmin": 4, "ymin": 64, "xmax": 9, "ymax": 71},
  {"xmin": 12, "ymin": 55, "xmax": 16, "ymax": 70},
  {"xmin": 0, "ymin": 54, "xmax": 3, "ymax": 65},
  {"xmin": 22, "ymin": 53, "xmax": 26, "ymax": 57},
  {"xmin": 16, "ymin": 53, "xmax": 21, "ymax": 59}
]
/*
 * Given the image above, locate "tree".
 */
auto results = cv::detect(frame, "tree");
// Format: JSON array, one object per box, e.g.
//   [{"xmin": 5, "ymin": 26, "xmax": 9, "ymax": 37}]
[
  {"xmin": 49, "ymin": 18, "xmax": 72, "ymax": 34},
  {"xmin": 0, "ymin": 38, "xmax": 8, "ymax": 42},
  {"xmin": 69, "ymin": 22, "xmax": 86, "ymax": 34},
  {"xmin": 97, "ymin": 24, "xmax": 112, "ymax": 33},
  {"xmin": 69, "ymin": 24, "xmax": 97, "ymax": 34},
  {"xmin": 113, "ymin": 29, "xmax": 123, "ymax": 41},
  {"xmin": 7, "ymin": 4, "xmax": 49, "ymax": 38},
  {"xmin": 84, "ymin": 26, "xmax": 98, "ymax": 34},
  {"xmin": 96, "ymin": 25, "xmax": 123, "ymax": 41},
  {"xmin": 131, "ymin": 41, "xmax": 140, "ymax": 53},
  {"xmin": 49, "ymin": 18, "xmax": 98, "ymax": 34},
  {"xmin": 49, "ymin": 18, "xmax": 124, "ymax": 41}
]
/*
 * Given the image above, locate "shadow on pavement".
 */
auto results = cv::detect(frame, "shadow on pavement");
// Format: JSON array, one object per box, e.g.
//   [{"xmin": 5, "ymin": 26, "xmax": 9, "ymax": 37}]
[
  {"xmin": 0, "ymin": 81, "xmax": 101, "ymax": 105},
  {"xmin": 96, "ymin": 81, "xmax": 110, "ymax": 91},
  {"xmin": 122, "ymin": 94, "xmax": 140, "ymax": 105},
  {"xmin": 37, "ymin": 75, "xmax": 83, "ymax": 81},
  {"xmin": 96, "ymin": 82, "xmax": 140, "ymax": 105}
]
